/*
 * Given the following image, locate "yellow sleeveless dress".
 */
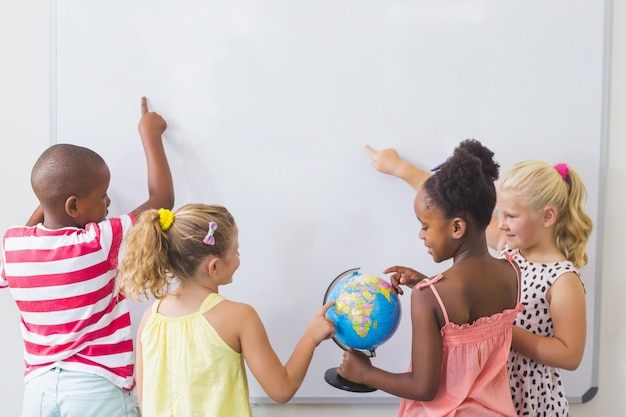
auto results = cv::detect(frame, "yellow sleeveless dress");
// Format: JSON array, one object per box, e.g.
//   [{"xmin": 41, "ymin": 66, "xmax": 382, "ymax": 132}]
[{"xmin": 141, "ymin": 293, "xmax": 252, "ymax": 417}]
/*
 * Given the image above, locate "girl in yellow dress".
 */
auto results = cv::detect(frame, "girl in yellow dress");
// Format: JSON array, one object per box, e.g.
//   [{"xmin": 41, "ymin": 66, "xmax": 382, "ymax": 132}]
[{"xmin": 118, "ymin": 204, "xmax": 335, "ymax": 417}]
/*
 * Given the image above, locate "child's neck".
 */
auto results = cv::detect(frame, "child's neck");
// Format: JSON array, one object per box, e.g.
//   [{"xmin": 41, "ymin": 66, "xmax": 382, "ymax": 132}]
[
  {"xmin": 41, "ymin": 210, "xmax": 86, "ymax": 230},
  {"xmin": 176, "ymin": 279, "xmax": 219, "ymax": 297},
  {"xmin": 518, "ymin": 242, "xmax": 566, "ymax": 264},
  {"xmin": 453, "ymin": 232, "xmax": 492, "ymax": 264}
]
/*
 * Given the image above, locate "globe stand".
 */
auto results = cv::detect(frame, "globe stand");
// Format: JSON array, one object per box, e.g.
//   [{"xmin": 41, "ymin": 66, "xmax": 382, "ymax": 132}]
[
  {"xmin": 324, "ymin": 346, "xmax": 377, "ymax": 393},
  {"xmin": 323, "ymin": 267, "xmax": 379, "ymax": 393},
  {"xmin": 324, "ymin": 367, "xmax": 377, "ymax": 393}
]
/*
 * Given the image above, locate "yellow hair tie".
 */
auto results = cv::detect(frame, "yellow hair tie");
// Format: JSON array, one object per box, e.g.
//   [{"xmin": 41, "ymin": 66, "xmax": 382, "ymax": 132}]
[{"xmin": 158, "ymin": 208, "xmax": 174, "ymax": 231}]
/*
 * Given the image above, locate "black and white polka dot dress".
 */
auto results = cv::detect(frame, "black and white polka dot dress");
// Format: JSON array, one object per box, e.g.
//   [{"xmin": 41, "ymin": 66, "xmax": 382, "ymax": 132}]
[{"xmin": 501, "ymin": 247, "xmax": 581, "ymax": 417}]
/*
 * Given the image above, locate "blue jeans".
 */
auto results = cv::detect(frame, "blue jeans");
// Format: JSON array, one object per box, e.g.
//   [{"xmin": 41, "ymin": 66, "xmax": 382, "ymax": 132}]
[{"xmin": 22, "ymin": 368, "xmax": 139, "ymax": 417}]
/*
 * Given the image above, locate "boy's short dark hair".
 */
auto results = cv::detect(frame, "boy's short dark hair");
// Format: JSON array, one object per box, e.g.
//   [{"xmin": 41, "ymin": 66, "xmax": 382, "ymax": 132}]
[{"xmin": 31, "ymin": 143, "xmax": 108, "ymax": 206}]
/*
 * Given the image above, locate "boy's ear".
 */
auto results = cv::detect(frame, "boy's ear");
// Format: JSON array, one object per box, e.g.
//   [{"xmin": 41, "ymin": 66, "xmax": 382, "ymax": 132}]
[
  {"xmin": 451, "ymin": 217, "xmax": 467, "ymax": 239},
  {"xmin": 65, "ymin": 196, "xmax": 80, "ymax": 218},
  {"xmin": 543, "ymin": 206, "xmax": 558, "ymax": 227}
]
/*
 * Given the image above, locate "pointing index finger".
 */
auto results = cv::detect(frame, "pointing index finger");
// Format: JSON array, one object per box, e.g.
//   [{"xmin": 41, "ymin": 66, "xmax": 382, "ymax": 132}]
[
  {"xmin": 320, "ymin": 301, "xmax": 336, "ymax": 315},
  {"xmin": 141, "ymin": 96, "xmax": 148, "ymax": 115}
]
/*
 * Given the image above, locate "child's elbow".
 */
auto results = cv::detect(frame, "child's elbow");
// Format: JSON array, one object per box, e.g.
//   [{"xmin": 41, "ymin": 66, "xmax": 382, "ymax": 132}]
[
  {"xmin": 404, "ymin": 381, "xmax": 439, "ymax": 402},
  {"xmin": 265, "ymin": 384, "xmax": 297, "ymax": 404},
  {"xmin": 551, "ymin": 347, "xmax": 584, "ymax": 371},
  {"xmin": 562, "ymin": 344, "xmax": 586, "ymax": 371},
  {"xmin": 271, "ymin": 396, "xmax": 291, "ymax": 405},
  {"xmin": 561, "ymin": 355, "xmax": 584, "ymax": 371},
  {"xmin": 268, "ymin": 390, "xmax": 295, "ymax": 404},
  {"xmin": 562, "ymin": 363, "xmax": 579, "ymax": 372},
  {"xmin": 412, "ymin": 388, "xmax": 438, "ymax": 402}
]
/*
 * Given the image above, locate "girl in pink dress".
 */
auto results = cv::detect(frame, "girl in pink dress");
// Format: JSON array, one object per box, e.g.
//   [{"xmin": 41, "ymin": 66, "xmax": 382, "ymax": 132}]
[{"xmin": 337, "ymin": 139, "xmax": 522, "ymax": 416}]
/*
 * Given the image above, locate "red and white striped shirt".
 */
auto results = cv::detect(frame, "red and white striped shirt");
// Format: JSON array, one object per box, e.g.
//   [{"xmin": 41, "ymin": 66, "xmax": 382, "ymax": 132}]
[{"xmin": 0, "ymin": 214, "xmax": 136, "ymax": 390}]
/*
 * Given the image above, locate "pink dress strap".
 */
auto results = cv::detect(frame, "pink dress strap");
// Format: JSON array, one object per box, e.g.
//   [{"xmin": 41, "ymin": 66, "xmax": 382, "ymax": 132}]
[
  {"xmin": 502, "ymin": 251, "xmax": 521, "ymax": 301},
  {"xmin": 415, "ymin": 274, "xmax": 449, "ymax": 324},
  {"xmin": 414, "ymin": 256, "xmax": 521, "ymax": 325}
]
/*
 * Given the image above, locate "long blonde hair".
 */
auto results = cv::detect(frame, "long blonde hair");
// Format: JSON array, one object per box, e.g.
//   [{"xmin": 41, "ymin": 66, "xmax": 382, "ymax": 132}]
[
  {"xmin": 118, "ymin": 204, "xmax": 237, "ymax": 300},
  {"xmin": 498, "ymin": 160, "xmax": 593, "ymax": 268}
]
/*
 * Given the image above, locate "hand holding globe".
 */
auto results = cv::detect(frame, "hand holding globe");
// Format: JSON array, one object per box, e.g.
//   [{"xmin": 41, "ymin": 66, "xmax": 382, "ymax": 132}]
[{"xmin": 323, "ymin": 268, "xmax": 402, "ymax": 392}]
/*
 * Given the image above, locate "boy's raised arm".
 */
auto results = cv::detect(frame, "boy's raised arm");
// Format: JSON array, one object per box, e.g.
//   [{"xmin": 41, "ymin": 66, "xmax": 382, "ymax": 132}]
[{"xmin": 131, "ymin": 97, "xmax": 175, "ymax": 218}]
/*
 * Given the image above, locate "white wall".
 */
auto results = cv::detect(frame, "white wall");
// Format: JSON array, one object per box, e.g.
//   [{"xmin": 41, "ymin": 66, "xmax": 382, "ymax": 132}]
[
  {"xmin": 0, "ymin": 2, "xmax": 49, "ymax": 415},
  {"xmin": 0, "ymin": 1, "xmax": 623, "ymax": 416}
]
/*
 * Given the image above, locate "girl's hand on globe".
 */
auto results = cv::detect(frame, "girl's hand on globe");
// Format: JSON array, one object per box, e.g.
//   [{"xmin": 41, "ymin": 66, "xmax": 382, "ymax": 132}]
[
  {"xmin": 305, "ymin": 301, "xmax": 336, "ymax": 346},
  {"xmin": 384, "ymin": 266, "xmax": 428, "ymax": 295},
  {"xmin": 337, "ymin": 350, "xmax": 372, "ymax": 385}
]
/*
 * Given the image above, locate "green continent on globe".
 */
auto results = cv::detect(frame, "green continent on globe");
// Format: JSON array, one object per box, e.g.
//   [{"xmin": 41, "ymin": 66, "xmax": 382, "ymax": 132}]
[{"xmin": 334, "ymin": 276, "xmax": 393, "ymax": 338}]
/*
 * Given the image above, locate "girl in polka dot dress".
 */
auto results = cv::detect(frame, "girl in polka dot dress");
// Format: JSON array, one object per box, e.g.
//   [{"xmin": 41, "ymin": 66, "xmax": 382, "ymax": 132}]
[{"xmin": 364, "ymin": 146, "xmax": 593, "ymax": 417}]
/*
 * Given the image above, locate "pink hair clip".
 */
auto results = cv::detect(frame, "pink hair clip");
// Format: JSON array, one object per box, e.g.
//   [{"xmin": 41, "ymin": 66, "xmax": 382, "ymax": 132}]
[
  {"xmin": 203, "ymin": 221, "xmax": 218, "ymax": 245},
  {"xmin": 554, "ymin": 163, "xmax": 569, "ymax": 181}
]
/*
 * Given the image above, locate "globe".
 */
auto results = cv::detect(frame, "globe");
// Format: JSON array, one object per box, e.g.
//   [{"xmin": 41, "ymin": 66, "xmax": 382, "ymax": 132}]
[{"xmin": 323, "ymin": 268, "xmax": 402, "ymax": 392}]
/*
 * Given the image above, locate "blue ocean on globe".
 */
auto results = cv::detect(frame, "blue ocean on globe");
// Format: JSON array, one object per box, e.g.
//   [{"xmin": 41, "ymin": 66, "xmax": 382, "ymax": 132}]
[{"xmin": 325, "ymin": 271, "xmax": 401, "ymax": 352}]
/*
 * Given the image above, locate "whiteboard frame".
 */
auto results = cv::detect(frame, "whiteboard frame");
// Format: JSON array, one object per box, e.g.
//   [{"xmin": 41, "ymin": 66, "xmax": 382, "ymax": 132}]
[{"xmin": 49, "ymin": 0, "xmax": 609, "ymax": 404}]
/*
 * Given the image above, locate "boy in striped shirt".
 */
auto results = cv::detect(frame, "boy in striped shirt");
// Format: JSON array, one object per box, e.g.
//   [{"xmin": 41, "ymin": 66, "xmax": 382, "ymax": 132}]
[{"xmin": 0, "ymin": 97, "xmax": 174, "ymax": 417}]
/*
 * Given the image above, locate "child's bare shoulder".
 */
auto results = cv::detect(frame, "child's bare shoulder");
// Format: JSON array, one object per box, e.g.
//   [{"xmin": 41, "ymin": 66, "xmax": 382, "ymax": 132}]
[{"xmin": 215, "ymin": 298, "xmax": 260, "ymax": 319}]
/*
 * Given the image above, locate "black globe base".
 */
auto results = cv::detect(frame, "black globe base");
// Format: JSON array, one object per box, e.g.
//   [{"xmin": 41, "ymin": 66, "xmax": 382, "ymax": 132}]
[{"xmin": 324, "ymin": 368, "xmax": 377, "ymax": 392}]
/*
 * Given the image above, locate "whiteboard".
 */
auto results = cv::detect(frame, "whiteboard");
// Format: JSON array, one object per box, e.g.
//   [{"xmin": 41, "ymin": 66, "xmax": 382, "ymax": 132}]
[{"xmin": 53, "ymin": 0, "xmax": 608, "ymax": 403}]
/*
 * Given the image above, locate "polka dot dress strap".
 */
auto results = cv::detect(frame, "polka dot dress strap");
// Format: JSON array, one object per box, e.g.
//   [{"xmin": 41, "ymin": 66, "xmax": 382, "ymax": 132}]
[{"xmin": 415, "ymin": 274, "xmax": 449, "ymax": 324}]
